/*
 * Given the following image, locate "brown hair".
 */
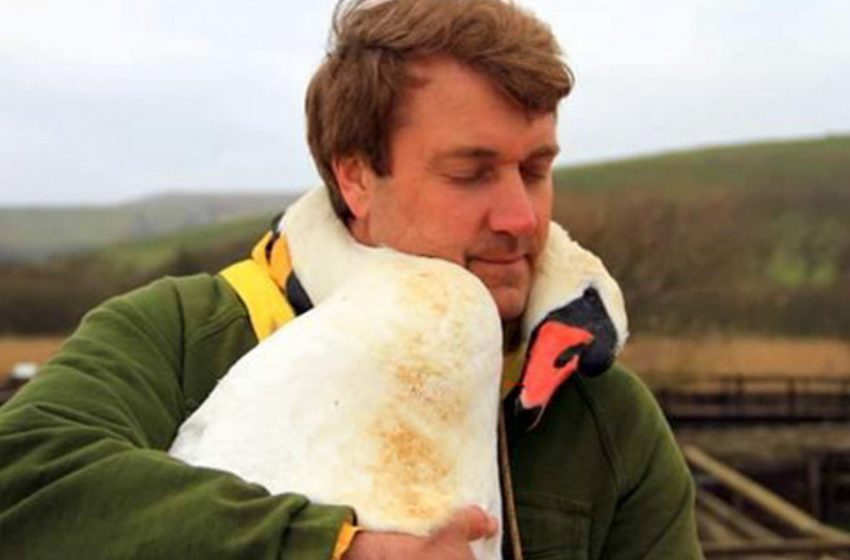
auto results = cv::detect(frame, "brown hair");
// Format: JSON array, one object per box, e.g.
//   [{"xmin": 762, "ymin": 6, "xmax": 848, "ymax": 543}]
[{"xmin": 306, "ymin": 0, "xmax": 575, "ymax": 220}]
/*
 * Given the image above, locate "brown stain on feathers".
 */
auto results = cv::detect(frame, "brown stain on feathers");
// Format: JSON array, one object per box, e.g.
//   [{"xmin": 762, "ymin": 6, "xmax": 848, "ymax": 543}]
[
  {"xmin": 365, "ymin": 262, "xmax": 483, "ymax": 525},
  {"xmin": 398, "ymin": 268, "xmax": 451, "ymax": 316},
  {"xmin": 395, "ymin": 363, "xmax": 464, "ymax": 423},
  {"xmin": 372, "ymin": 418, "xmax": 453, "ymax": 521},
  {"xmin": 368, "ymin": 357, "xmax": 465, "ymax": 522}
]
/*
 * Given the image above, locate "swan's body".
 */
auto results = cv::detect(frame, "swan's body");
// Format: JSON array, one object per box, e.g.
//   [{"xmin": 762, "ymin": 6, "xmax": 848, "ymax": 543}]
[
  {"xmin": 170, "ymin": 252, "xmax": 503, "ymax": 548},
  {"xmin": 169, "ymin": 187, "xmax": 629, "ymax": 560}
]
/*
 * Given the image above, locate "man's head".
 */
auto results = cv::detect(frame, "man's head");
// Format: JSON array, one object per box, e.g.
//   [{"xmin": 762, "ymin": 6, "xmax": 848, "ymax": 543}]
[{"xmin": 305, "ymin": 0, "xmax": 573, "ymax": 320}]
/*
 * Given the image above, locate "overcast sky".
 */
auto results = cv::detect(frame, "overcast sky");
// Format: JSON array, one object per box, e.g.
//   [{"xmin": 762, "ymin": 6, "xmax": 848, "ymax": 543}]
[{"xmin": 1, "ymin": 0, "xmax": 848, "ymax": 206}]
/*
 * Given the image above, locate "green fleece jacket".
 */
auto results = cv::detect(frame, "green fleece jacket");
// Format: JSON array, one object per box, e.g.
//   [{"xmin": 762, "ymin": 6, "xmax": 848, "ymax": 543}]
[{"xmin": 0, "ymin": 274, "xmax": 702, "ymax": 559}]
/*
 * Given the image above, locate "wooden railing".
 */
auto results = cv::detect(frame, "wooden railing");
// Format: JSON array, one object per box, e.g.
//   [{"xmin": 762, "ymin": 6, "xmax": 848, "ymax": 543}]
[
  {"xmin": 658, "ymin": 375, "xmax": 850, "ymax": 424},
  {"xmin": 687, "ymin": 445, "xmax": 850, "ymax": 558}
]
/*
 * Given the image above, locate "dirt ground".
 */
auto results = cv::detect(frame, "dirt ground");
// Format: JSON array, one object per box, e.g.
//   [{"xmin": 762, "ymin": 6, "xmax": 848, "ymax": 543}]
[
  {"xmin": 621, "ymin": 334, "xmax": 850, "ymax": 387},
  {"xmin": 0, "ymin": 336, "xmax": 66, "ymax": 382}
]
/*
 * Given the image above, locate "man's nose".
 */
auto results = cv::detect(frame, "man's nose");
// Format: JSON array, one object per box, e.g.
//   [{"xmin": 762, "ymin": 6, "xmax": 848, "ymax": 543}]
[{"xmin": 487, "ymin": 169, "xmax": 538, "ymax": 236}]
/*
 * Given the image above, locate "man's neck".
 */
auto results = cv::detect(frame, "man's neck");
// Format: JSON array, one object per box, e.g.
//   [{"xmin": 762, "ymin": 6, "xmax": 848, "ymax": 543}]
[{"xmin": 502, "ymin": 318, "xmax": 523, "ymax": 354}]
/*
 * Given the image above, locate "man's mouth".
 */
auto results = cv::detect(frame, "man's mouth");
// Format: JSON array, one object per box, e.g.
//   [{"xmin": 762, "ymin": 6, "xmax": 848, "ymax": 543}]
[{"xmin": 469, "ymin": 254, "xmax": 528, "ymax": 265}]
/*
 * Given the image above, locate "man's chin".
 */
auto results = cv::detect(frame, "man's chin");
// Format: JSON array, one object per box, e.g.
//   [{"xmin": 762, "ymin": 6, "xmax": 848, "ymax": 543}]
[
  {"xmin": 465, "ymin": 257, "xmax": 532, "ymax": 319},
  {"xmin": 490, "ymin": 288, "xmax": 529, "ymax": 322}
]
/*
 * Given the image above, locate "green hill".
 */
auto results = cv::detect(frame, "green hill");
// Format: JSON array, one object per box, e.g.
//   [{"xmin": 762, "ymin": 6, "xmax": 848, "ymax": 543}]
[
  {"xmin": 0, "ymin": 192, "xmax": 295, "ymax": 263},
  {"xmin": 552, "ymin": 135, "xmax": 849, "ymax": 336},
  {"xmin": 91, "ymin": 213, "xmax": 274, "ymax": 274},
  {"xmin": 1, "ymin": 135, "xmax": 847, "ymax": 337},
  {"xmin": 554, "ymin": 135, "xmax": 850, "ymax": 196}
]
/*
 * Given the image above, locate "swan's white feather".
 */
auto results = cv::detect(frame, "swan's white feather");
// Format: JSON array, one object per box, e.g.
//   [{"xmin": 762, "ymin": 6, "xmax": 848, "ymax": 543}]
[{"xmin": 523, "ymin": 222, "xmax": 629, "ymax": 351}]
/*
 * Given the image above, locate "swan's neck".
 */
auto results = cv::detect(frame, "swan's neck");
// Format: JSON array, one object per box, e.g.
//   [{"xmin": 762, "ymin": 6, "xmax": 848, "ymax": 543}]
[
  {"xmin": 280, "ymin": 188, "xmax": 628, "ymax": 354},
  {"xmin": 279, "ymin": 188, "xmax": 372, "ymax": 306}
]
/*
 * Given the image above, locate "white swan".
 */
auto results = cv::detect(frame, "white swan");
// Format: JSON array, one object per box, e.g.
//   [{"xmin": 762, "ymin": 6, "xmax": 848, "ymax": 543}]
[{"xmin": 169, "ymin": 187, "xmax": 628, "ymax": 560}]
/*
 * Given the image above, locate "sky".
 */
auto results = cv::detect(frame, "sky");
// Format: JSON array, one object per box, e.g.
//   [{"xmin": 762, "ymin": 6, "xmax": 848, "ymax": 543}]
[{"xmin": 1, "ymin": 0, "xmax": 848, "ymax": 206}]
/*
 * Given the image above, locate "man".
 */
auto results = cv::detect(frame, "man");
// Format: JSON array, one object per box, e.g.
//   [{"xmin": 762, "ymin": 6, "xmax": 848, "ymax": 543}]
[{"xmin": 0, "ymin": 0, "xmax": 702, "ymax": 558}]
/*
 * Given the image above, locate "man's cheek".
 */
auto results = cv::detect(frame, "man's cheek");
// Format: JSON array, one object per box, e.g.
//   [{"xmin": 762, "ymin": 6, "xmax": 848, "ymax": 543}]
[{"xmin": 470, "ymin": 264, "xmax": 531, "ymax": 302}]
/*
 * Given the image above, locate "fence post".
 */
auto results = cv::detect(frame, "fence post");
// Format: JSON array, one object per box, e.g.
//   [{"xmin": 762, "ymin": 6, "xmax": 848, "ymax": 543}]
[
  {"xmin": 735, "ymin": 375, "xmax": 745, "ymax": 418},
  {"xmin": 808, "ymin": 454, "xmax": 822, "ymax": 520},
  {"xmin": 788, "ymin": 378, "xmax": 796, "ymax": 419}
]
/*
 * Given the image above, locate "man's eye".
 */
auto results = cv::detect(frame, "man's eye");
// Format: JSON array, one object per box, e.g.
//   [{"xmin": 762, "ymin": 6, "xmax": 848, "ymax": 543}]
[
  {"xmin": 521, "ymin": 166, "xmax": 549, "ymax": 183},
  {"xmin": 447, "ymin": 169, "xmax": 491, "ymax": 185}
]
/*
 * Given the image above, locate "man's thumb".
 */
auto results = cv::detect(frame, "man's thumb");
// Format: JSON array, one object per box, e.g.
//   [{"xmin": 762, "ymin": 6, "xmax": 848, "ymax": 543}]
[{"xmin": 434, "ymin": 506, "xmax": 499, "ymax": 542}]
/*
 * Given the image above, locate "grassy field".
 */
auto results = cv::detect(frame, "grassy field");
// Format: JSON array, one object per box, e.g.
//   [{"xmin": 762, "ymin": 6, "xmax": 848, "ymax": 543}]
[
  {"xmin": 554, "ymin": 134, "xmax": 850, "ymax": 196},
  {"xmin": 622, "ymin": 334, "xmax": 850, "ymax": 387}
]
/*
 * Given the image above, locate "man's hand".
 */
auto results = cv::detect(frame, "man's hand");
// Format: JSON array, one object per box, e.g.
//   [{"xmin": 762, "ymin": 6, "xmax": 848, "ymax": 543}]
[{"xmin": 343, "ymin": 506, "xmax": 499, "ymax": 560}]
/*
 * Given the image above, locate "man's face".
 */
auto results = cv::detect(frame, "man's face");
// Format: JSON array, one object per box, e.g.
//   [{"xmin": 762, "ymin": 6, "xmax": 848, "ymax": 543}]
[{"xmin": 339, "ymin": 57, "xmax": 557, "ymax": 321}]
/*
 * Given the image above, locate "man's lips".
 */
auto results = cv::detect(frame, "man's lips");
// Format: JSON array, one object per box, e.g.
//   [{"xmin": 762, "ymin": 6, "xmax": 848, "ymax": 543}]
[
  {"xmin": 468, "ymin": 254, "xmax": 528, "ymax": 265},
  {"xmin": 467, "ymin": 256, "xmax": 530, "ymax": 280}
]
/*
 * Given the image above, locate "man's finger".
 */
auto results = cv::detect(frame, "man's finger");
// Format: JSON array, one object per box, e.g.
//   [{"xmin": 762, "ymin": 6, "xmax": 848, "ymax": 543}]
[{"xmin": 434, "ymin": 506, "xmax": 499, "ymax": 542}]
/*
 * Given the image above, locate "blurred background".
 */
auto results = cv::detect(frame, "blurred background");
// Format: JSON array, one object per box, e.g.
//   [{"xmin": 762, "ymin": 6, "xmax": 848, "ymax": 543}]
[{"xmin": 1, "ymin": 1, "xmax": 848, "ymax": 556}]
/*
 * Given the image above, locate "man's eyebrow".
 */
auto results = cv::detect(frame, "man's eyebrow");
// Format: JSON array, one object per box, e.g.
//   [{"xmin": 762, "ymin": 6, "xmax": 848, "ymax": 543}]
[
  {"xmin": 430, "ymin": 147, "xmax": 500, "ymax": 163},
  {"xmin": 525, "ymin": 144, "xmax": 560, "ymax": 160},
  {"xmin": 430, "ymin": 144, "xmax": 560, "ymax": 164}
]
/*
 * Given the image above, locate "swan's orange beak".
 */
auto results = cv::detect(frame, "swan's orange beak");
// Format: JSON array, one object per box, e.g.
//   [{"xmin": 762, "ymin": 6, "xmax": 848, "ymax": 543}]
[{"xmin": 517, "ymin": 321, "xmax": 594, "ymax": 427}]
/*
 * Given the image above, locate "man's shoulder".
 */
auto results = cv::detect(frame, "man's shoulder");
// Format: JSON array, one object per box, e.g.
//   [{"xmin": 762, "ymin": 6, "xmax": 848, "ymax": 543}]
[
  {"xmin": 113, "ymin": 272, "xmax": 233, "ymax": 306},
  {"xmin": 576, "ymin": 362, "xmax": 661, "ymax": 420},
  {"xmin": 532, "ymin": 362, "xmax": 671, "ymax": 470},
  {"xmin": 102, "ymin": 273, "xmax": 249, "ymax": 335},
  {"xmin": 81, "ymin": 272, "xmax": 256, "ymax": 367},
  {"xmin": 90, "ymin": 273, "xmax": 259, "ymax": 408},
  {"xmin": 569, "ymin": 363, "xmax": 677, "ymax": 486}
]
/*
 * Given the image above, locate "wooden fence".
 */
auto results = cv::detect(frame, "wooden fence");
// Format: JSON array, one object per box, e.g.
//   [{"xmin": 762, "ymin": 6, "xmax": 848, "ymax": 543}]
[
  {"xmin": 658, "ymin": 375, "xmax": 850, "ymax": 424},
  {"xmin": 688, "ymin": 445, "xmax": 850, "ymax": 558}
]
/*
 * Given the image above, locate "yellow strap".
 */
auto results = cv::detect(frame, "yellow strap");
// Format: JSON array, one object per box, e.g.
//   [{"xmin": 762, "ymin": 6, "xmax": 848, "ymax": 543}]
[
  {"xmin": 331, "ymin": 521, "xmax": 361, "ymax": 560},
  {"xmin": 220, "ymin": 231, "xmax": 296, "ymax": 342},
  {"xmin": 251, "ymin": 230, "xmax": 293, "ymax": 288}
]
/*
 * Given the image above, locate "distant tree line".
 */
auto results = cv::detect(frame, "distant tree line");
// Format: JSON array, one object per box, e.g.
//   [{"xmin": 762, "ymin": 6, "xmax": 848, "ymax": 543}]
[
  {"xmin": 0, "ymin": 239, "xmax": 251, "ymax": 335},
  {"xmin": 556, "ymin": 186, "xmax": 850, "ymax": 337}
]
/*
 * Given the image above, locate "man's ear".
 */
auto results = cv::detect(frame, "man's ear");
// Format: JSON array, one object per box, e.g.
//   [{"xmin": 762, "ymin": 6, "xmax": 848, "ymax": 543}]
[{"xmin": 332, "ymin": 155, "xmax": 374, "ymax": 220}]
